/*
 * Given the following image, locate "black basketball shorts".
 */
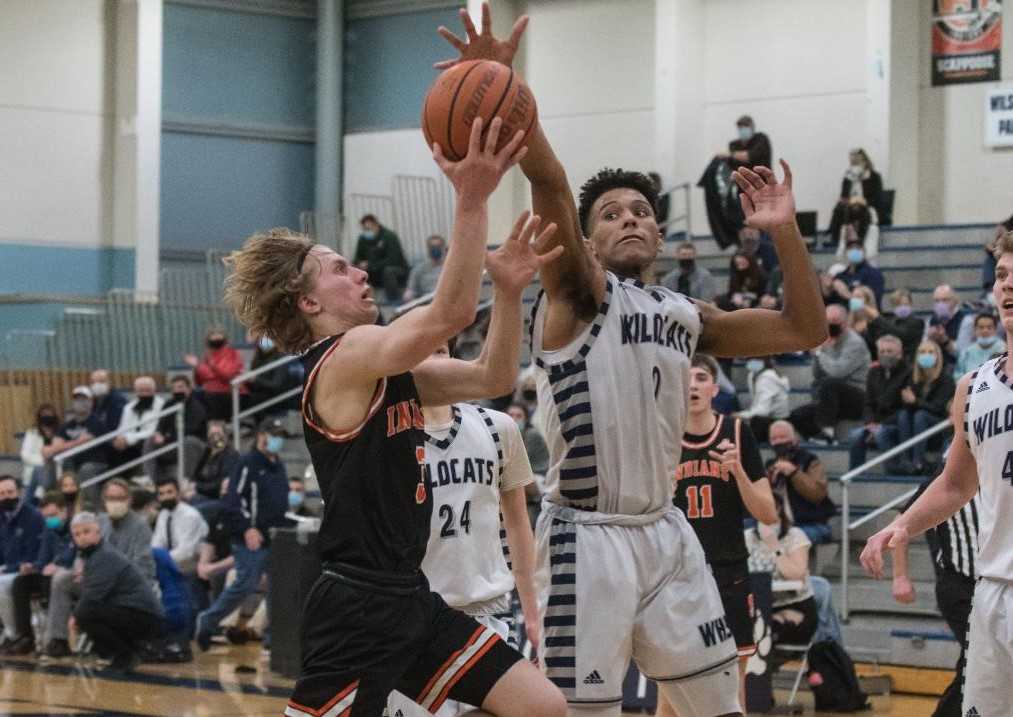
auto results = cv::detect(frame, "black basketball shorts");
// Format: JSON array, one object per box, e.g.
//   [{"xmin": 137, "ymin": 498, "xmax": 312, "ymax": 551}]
[{"xmin": 711, "ymin": 560, "xmax": 756, "ymax": 657}]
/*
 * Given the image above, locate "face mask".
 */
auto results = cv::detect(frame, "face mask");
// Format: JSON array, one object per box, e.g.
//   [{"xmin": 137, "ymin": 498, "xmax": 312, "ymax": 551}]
[
  {"xmin": 850, "ymin": 162, "xmax": 863, "ymax": 172},
  {"xmin": 207, "ymin": 338, "xmax": 226, "ymax": 350},
  {"xmin": 72, "ymin": 399, "xmax": 90, "ymax": 414},
  {"xmin": 738, "ymin": 126, "xmax": 754, "ymax": 142},
  {"xmin": 678, "ymin": 258, "xmax": 696, "ymax": 273},
  {"xmin": 39, "ymin": 415, "xmax": 59, "ymax": 429},
  {"xmin": 135, "ymin": 396, "xmax": 154, "ymax": 411},
  {"xmin": 78, "ymin": 542, "xmax": 100, "ymax": 558},
  {"xmin": 288, "ymin": 491, "xmax": 305, "ymax": 509},
  {"xmin": 846, "ymin": 248, "xmax": 864, "ymax": 265},
  {"xmin": 266, "ymin": 435, "xmax": 285, "ymax": 454},
  {"xmin": 772, "ymin": 443, "xmax": 794, "ymax": 458},
  {"xmin": 258, "ymin": 337, "xmax": 274, "ymax": 352},
  {"xmin": 934, "ymin": 301, "xmax": 953, "ymax": 320},
  {"xmin": 827, "ymin": 323, "xmax": 843, "ymax": 338},
  {"xmin": 171, "ymin": 391, "xmax": 187, "ymax": 403},
  {"xmin": 894, "ymin": 304, "xmax": 913, "ymax": 319},
  {"xmin": 45, "ymin": 516, "xmax": 64, "ymax": 531},
  {"xmin": 61, "ymin": 490, "xmax": 78, "ymax": 504},
  {"xmin": 746, "ymin": 359, "xmax": 765, "ymax": 374},
  {"xmin": 429, "ymin": 246, "xmax": 445, "ymax": 261},
  {"xmin": 105, "ymin": 500, "xmax": 129, "ymax": 519},
  {"xmin": 0, "ymin": 498, "xmax": 18, "ymax": 513},
  {"xmin": 917, "ymin": 353, "xmax": 938, "ymax": 370},
  {"xmin": 522, "ymin": 389, "xmax": 537, "ymax": 402},
  {"xmin": 159, "ymin": 499, "xmax": 178, "ymax": 512},
  {"xmin": 210, "ymin": 436, "xmax": 227, "ymax": 451},
  {"xmin": 879, "ymin": 355, "xmax": 899, "ymax": 370},
  {"xmin": 848, "ymin": 297, "xmax": 865, "ymax": 312},
  {"xmin": 514, "ymin": 417, "xmax": 527, "ymax": 431},
  {"xmin": 90, "ymin": 382, "xmax": 109, "ymax": 398},
  {"xmin": 978, "ymin": 335, "xmax": 998, "ymax": 349},
  {"xmin": 361, "ymin": 230, "xmax": 376, "ymax": 240}
]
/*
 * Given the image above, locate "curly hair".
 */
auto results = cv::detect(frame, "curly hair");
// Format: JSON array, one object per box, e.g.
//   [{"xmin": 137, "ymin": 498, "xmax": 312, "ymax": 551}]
[
  {"xmin": 223, "ymin": 228, "xmax": 316, "ymax": 354},
  {"xmin": 577, "ymin": 168, "xmax": 659, "ymax": 236},
  {"xmin": 993, "ymin": 230, "xmax": 1013, "ymax": 260}
]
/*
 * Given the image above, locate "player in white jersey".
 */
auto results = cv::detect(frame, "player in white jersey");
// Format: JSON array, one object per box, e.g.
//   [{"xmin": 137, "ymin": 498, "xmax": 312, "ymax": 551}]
[
  {"xmin": 862, "ymin": 231, "xmax": 1013, "ymax": 717},
  {"xmin": 434, "ymin": 7, "xmax": 826, "ymax": 716}
]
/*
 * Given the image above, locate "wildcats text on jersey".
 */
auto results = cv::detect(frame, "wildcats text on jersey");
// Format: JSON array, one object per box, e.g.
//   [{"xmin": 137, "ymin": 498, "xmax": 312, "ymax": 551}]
[
  {"xmin": 426, "ymin": 456, "xmax": 497, "ymax": 491},
  {"xmin": 387, "ymin": 399, "xmax": 425, "ymax": 437},
  {"xmin": 971, "ymin": 402, "xmax": 1013, "ymax": 445},
  {"xmin": 619, "ymin": 312, "xmax": 694, "ymax": 355}
]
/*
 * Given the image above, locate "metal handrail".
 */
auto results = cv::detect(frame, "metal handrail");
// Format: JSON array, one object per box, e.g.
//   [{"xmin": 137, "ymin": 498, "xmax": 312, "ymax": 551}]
[
  {"xmin": 230, "ymin": 354, "xmax": 302, "ymax": 451},
  {"xmin": 840, "ymin": 418, "xmax": 952, "ymax": 620},
  {"xmin": 658, "ymin": 181, "xmax": 692, "ymax": 238},
  {"xmin": 54, "ymin": 402, "xmax": 182, "ymax": 469}
]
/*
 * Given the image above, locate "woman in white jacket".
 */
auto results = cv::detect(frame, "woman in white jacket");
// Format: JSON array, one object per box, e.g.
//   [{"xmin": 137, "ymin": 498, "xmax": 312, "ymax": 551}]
[{"xmin": 736, "ymin": 356, "xmax": 790, "ymax": 443}]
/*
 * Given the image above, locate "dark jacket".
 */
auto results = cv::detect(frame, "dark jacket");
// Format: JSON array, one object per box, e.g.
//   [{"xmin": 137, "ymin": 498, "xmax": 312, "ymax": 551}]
[
  {"xmin": 247, "ymin": 348, "xmax": 291, "ymax": 397},
  {"xmin": 909, "ymin": 374, "xmax": 956, "ymax": 418},
  {"xmin": 224, "ymin": 448, "xmax": 288, "ymax": 545},
  {"xmin": 840, "ymin": 170, "xmax": 885, "ymax": 218},
  {"xmin": 353, "ymin": 226, "xmax": 409, "ymax": 280},
  {"xmin": 92, "ymin": 391, "xmax": 128, "ymax": 437},
  {"xmin": 766, "ymin": 447, "xmax": 835, "ymax": 524},
  {"xmin": 77, "ymin": 541, "xmax": 163, "ymax": 618},
  {"xmin": 864, "ymin": 363, "xmax": 912, "ymax": 423},
  {"xmin": 729, "ymin": 132, "xmax": 772, "ymax": 169},
  {"xmin": 1, "ymin": 503, "xmax": 45, "ymax": 573},
  {"xmin": 34, "ymin": 523, "xmax": 75, "ymax": 570},
  {"xmin": 193, "ymin": 446, "xmax": 240, "ymax": 500},
  {"xmin": 868, "ymin": 314, "xmax": 925, "ymax": 360},
  {"xmin": 156, "ymin": 396, "xmax": 208, "ymax": 441},
  {"xmin": 840, "ymin": 261, "xmax": 885, "ymax": 308}
]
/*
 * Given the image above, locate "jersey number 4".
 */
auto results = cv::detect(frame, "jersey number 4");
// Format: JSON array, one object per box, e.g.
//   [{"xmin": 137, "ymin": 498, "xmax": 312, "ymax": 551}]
[
  {"xmin": 684, "ymin": 485, "xmax": 714, "ymax": 519},
  {"xmin": 439, "ymin": 501, "xmax": 471, "ymax": 538}
]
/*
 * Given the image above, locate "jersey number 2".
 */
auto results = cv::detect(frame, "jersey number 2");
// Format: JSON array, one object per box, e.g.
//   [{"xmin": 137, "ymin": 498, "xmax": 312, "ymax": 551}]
[
  {"xmin": 439, "ymin": 501, "xmax": 471, "ymax": 538},
  {"xmin": 685, "ymin": 485, "xmax": 714, "ymax": 519}
]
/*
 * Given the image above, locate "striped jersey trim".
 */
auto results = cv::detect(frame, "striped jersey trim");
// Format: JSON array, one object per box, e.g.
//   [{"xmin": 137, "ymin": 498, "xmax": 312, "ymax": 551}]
[
  {"xmin": 544, "ymin": 519, "xmax": 578, "ymax": 696},
  {"xmin": 477, "ymin": 406, "xmax": 512, "ymax": 570},
  {"xmin": 425, "ymin": 404, "xmax": 463, "ymax": 450},
  {"xmin": 286, "ymin": 680, "xmax": 358, "ymax": 717},
  {"xmin": 964, "ymin": 365, "xmax": 981, "ymax": 447},
  {"xmin": 301, "ymin": 336, "xmax": 387, "ymax": 443},
  {"xmin": 416, "ymin": 625, "xmax": 501, "ymax": 711},
  {"xmin": 532, "ymin": 275, "xmax": 614, "ymax": 372},
  {"xmin": 992, "ymin": 352, "xmax": 1010, "ymax": 385}
]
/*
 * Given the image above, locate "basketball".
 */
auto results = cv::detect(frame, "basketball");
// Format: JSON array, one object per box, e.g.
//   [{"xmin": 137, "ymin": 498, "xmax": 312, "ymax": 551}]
[{"xmin": 422, "ymin": 59, "xmax": 538, "ymax": 161}]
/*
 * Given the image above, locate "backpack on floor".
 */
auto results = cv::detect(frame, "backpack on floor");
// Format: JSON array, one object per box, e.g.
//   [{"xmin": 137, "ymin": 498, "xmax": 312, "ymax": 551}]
[{"xmin": 806, "ymin": 640, "xmax": 871, "ymax": 712}]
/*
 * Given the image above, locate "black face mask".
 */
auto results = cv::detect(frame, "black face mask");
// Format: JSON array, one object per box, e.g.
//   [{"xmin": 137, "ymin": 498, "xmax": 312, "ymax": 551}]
[
  {"xmin": 78, "ymin": 541, "xmax": 100, "ymax": 558},
  {"xmin": 679, "ymin": 259, "xmax": 696, "ymax": 272},
  {"xmin": 210, "ymin": 437, "xmax": 227, "ymax": 451},
  {"xmin": 0, "ymin": 498, "xmax": 18, "ymax": 513},
  {"xmin": 827, "ymin": 323, "xmax": 843, "ymax": 338},
  {"xmin": 522, "ymin": 389, "xmax": 537, "ymax": 402},
  {"xmin": 772, "ymin": 442, "xmax": 794, "ymax": 458},
  {"xmin": 135, "ymin": 396, "xmax": 155, "ymax": 412},
  {"xmin": 171, "ymin": 391, "xmax": 187, "ymax": 403},
  {"xmin": 160, "ymin": 499, "xmax": 178, "ymax": 512},
  {"xmin": 39, "ymin": 415, "xmax": 59, "ymax": 429},
  {"xmin": 62, "ymin": 490, "xmax": 79, "ymax": 503},
  {"xmin": 207, "ymin": 338, "xmax": 226, "ymax": 350}
]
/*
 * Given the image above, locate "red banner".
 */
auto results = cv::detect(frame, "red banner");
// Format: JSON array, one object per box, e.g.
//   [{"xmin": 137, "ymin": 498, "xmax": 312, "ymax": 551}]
[{"xmin": 932, "ymin": 0, "xmax": 1003, "ymax": 86}]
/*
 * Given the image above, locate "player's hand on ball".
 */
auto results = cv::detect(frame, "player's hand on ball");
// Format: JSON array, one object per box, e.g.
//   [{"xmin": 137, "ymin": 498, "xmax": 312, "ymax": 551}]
[
  {"xmin": 732, "ymin": 160, "xmax": 797, "ymax": 233},
  {"xmin": 435, "ymin": 2, "xmax": 529, "ymax": 69},
  {"xmin": 432, "ymin": 117, "xmax": 527, "ymax": 204},
  {"xmin": 860, "ymin": 524, "xmax": 909, "ymax": 580},
  {"xmin": 486, "ymin": 211, "xmax": 562, "ymax": 296}
]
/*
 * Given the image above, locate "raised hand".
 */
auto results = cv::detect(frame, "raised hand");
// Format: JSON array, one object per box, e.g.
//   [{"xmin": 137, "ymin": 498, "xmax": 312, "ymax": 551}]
[
  {"xmin": 435, "ymin": 2, "xmax": 528, "ymax": 69},
  {"xmin": 432, "ymin": 116, "xmax": 527, "ymax": 204},
  {"xmin": 732, "ymin": 160, "xmax": 797, "ymax": 233},
  {"xmin": 486, "ymin": 211, "xmax": 562, "ymax": 297},
  {"xmin": 709, "ymin": 439, "xmax": 745, "ymax": 481},
  {"xmin": 860, "ymin": 524, "xmax": 909, "ymax": 579}
]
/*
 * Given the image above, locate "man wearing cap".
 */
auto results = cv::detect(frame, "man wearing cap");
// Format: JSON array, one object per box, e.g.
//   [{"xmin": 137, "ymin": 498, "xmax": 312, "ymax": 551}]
[
  {"xmin": 194, "ymin": 417, "xmax": 288, "ymax": 651},
  {"xmin": 43, "ymin": 386, "xmax": 107, "ymax": 479},
  {"xmin": 726, "ymin": 115, "xmax": 772, "ymax": 171}
]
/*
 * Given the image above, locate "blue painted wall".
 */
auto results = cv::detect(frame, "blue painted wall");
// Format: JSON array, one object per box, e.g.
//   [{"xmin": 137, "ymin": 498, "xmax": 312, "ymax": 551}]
[
  {"xmin": 344, "ymin": 7, "xmax": 461, "ymax": 132},
  {"xmin": 0, "ymin": 245, "xmax": 134, "ymax": 295}
]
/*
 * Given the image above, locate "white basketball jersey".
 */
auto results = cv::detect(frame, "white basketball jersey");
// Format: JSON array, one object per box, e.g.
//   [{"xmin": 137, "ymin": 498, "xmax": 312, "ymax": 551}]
[
  {"xmin": 964, "ymin": 354, "xmax": 1013, "ymax": 581},
  {"xmin": 421, "ymin": 403, "xmax": 532, "ymax": 612},
  {"xmin": 529, "ymin": 272, "xmax": 701, "ymax": 515}
]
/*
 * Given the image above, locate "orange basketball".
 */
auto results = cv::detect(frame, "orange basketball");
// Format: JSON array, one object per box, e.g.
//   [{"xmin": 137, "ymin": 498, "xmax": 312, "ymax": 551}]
[{"xmin": 422, "ymin": 60, "xmax": 538, "ymax": 162}]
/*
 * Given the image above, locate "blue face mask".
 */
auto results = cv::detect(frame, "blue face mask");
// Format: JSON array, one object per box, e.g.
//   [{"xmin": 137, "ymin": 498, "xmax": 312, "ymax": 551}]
[
  {"xmin": 746, "ymin": 359, "xmax": 765, "ymax": 374},
  {"xmin": 917, "ymin": 353, "xmax": 938, "ymax": 370},
  {"xmin": 846, "ymin": 248, "xmax": 864, "ymax": 265},
  {"xmin": 738, "ymin": 126, "xmax": 754, "ymax": 142},
  {"xmin": 849, "ymin": 297, "xmax": 865, "ymax": 312},
  {"xmin": 258, "ymin": 337, "xmax": 274, "ymax": 352},
  {"xmin": 429, "ymin": 246, "xmax": 445, "ymax": 262},
  {"xmin": 45, "ymin": 516, "xmax": 63, "ymax": 531},
  {"xmin": 978, "ymin": 335, "xmax": 998, "ymax": 349},
  {"xmin": 288, "ymin": 491, "xmax": 304, "ymax": 509},
  {"xmin": 361, "ymin": 230, "xmax": 376, "ymax": 240},
  {"xmin": 266, "ymin": 435, "xmax": 284, "ymax": 454}
]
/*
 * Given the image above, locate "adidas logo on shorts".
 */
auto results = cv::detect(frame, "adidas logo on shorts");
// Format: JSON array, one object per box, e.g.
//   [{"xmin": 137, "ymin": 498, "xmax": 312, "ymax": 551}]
[
  {"xmin": 965, "ymin": 707, "xmax": 980, "ymax": 717},
  {"xmin": 976, "ymin": 381, "xmax": 991, "ymax": 393},
  {"xmin": 583, "ymin": 670, "xmax": 605, "ymax": 685}
]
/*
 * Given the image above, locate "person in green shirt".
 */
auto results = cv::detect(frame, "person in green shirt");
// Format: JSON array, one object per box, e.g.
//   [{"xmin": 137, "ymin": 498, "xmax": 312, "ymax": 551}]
[{"xmin": 353, "ymin": 214, "xmax": 410, "ymax": 303}]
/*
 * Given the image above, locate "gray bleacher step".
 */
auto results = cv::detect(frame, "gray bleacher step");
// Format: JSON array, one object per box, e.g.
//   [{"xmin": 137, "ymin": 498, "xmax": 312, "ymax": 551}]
[
  {"xmin": 817, "ymin": 542, "xmax": 936, "ymax": 583},
  {"xmin": 839, "ymin": 613, "xmax": 959, "ymax": 670},
  {"xmin": 832, "ymin": 576, "xmax": 941, "ymax": 618},
  {"xmin": 730, "ymin": 362, "xmax": 812, "ymax": 389},
  {"xmin": 879, "ymin": 224, "xmax": 994, "ymax": 248},
  {"xmin": 883, "ymin": 266, "xmax": 981, "ymax": 291},
  {"xmin": 736, "ymin": 389, "xmax": 809, "ymax": 412},
  {"xmin": 827, "ymin": 478, "xmax": 924, "ymax": 511}
]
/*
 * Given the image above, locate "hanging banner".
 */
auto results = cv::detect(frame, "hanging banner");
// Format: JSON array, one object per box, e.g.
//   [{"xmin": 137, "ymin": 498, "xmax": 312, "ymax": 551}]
[{"xmin": 932, "ymin": 0, "xmax": 1003, "ymax": 86}]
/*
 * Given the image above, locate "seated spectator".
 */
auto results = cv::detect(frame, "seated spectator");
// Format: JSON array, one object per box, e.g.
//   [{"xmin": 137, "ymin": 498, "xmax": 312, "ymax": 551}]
[
  {"xmin": 97, "ymin": 479, "xmax": 155, "ymax": 581},
  {"xmin": 68, "ymin": 512, "xmax": 163, "ymax": 674},
  {"xmin": 894, "ymin": 341, "xmax": 957, "ymax": 475},
  {"xmin": 828, "ymin": 149, "xmax": 885, "ymax": 255},
  {"xmin": 789, "ymin": 304, "xmax": 871, "ymax": 443},
  {"xmin": 192, "ymin": 422, "xmax": 240, "ymax": 503},
  {"xmin": 867, "ymin": 288, "xmax": 924, "ymax": 361},
  {"xmin": 194, "ymin": 497, "xmax": 234, "ymax": 613},
  {"xmin": 931, "ymin": 284, "xmax": 975, "ymax": 355},
  {"xmin": 954, "ymin": 312, "xmax": 1004, "ymax": 380},
  {"xmin": 89, "ymin": 368, "xmax": 128, "ymax": 439},
  {"xmin": 59, "ymin": 472, "xmax": 83, "ymax": 520},
  {"xmin": 184, "ymin": 327, "xmax": 245, "ymax": 421},
  {"xmin": 725, "ymin": 114, "xmax": 772, "ymax": 170},
  {"xmin": 403, "ymin": 234, "xmax": 448, "ymax": 302},
  {"xmin": 506, "ymin": 403, "xmax": 549, "ymax": 477},
  {"xmin": 47, "ymin": 387, "xmax": 106, "ymax": 507},
  {"xmin": 745, "ymin": 497, "xmax": 818, "ymax": 647},
  {"xmin": 244, "ymin": 335, "xmax": 291, "ymax": 420},
  {"xmin": 21, "ymin": 403, "xmax": 61, "ymax": 503},
  {"xmin": 110, "ymin": 376, "xmax": 164, "ymax": 473},
  {"xmin": 0, "ymin": 475, "xmax": 44, "ymax": 652},
  {"xmin": 847, "ymin": 284, "xmax": 880, "ymax": 355},
  {"xmin": 195, "ymin": 418, "xmax": 289, "ymax": 651},
  {"xmin": 353, "ymin": 214, "xmax": 409, "ymax": 303},
  {"xmin": 926, "ymin": 316, "xmax": 960, "ymax": 375},
  {"xmin": 719, "ymin": 252, "xmax": 768, "ymax": 311},
  {"xmin": 847, "ymin": 335, "xmax": 911, "ymax": 471},
  {"xmin": 152, "ymin": 477, "xmax": 208, "ymax": 576},
  {"xmin": 661, "ymin": 241, "xmax": 717, "ymax": 302},
  {"xmin": 739, "ymin": 226, "xmax": 778, "ymax": 273},
  {"xmin": 766, "ymin": 421, "xmax": 834, "ymax": 544},
  {"xmin": 839, "ymin": 239, "xmax": 884, "ymax": 308},
  {"xmin": 736, "ymin": 357, "xmax": 790, "ymax": 443},
  {"xmin": 144, "ymin": 375, "xmax": 208, "ymax": 483},
  {"xmin": 9, "ymin": 492, "xmax": 75, "ymax": 655},
  {"xmin": 819, "ymin": 265, "xmax": 851, "ymax": 310},
  {"xmin": 287, "ymin": 477, "xmax": 317, "ymax": 519}
]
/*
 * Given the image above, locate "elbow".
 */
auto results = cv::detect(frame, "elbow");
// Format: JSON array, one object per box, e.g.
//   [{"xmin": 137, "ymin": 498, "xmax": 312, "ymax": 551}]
[{"xmin": 446, "ymin": 308, "xmax": 478, "ymax": 336}]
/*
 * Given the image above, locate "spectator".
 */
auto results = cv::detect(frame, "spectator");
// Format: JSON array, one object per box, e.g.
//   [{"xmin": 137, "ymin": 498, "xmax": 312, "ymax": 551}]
[
  {"xmin": 513, "ymin": 367, "xmax": 544, "ymax": 438},
  {"xmin": 20, "ymin": 403, "xmax": 61, "ymax": 502},
  {"xmin": 868, "ymin": 288, "xmax": 924, "ymax": 361},
  {"xmin": 725, "ymin": 115, "xmax": 772, "ymax": 170},
  {"xmin": 954, "ymin": 312, "xmax": 1004, "ymax": 380},
  {"xmin": 983, "ymin": 215, "xmax": 1013, "ymax": 291},
  {"xmin": 661, "ymin": 241, "xmax": 717, "ymax": 302},
  {"xmin": 847, "ymin": 284, "xmax": 880, "ymax": 355},
  {"xmin": 69, "ymin": 512, "xmax": 163, "ymax": 674},
  {"xmin": 745, "ymin": 496, "xmax": 817, "ymax": 647},
  {"xmin": 184, "ymin": 327, "xmax": 245, "ymax": 421},
  {"xmin": 144, "ymin": 375, "xmax": 208, "ymax": 483},
  {"xmin": 353, "ymin": 214, "xmax": 409, "ymax": 303},
  {"xmin": 766, "ymin": 421, "xmax": 834, "ymax": 544},
  {"xmin": 847, "ymin": 335, "xmax": 911, "ymax": 471},
  {"xmin": 192, "ymin": 422, "xmax": 240, "ymax": 503},
  {"xmin": 403, "ymin": 235, "xmax": 448, "ymax": 302},
  {"xmin": 152, "ymin": 477, "xmax": 208, "ymax": 576},
  {"xmin": 931, "ymin": 284, "xmax": 975, "ymax": 355},
  {"xmin": 97, "ymin": 478, "xmax": 155, "ymax": 581},
  {"xmin": 194, "ymin": 418, "xmax": 289, "ymax": 651},
  {"xmin": 839, "ymin": 239, "xmax": 884, "ymax": 308},
  {"xmin": 0, "ymin": 475, "xmax": 44, "ymax": 652},
  {"xmin": 720, "ymin": 252, "xmax": 768, "ymax": 311},
  {"xmin": 894, "ymin": 341, "xmax": 956, "ymax": 475},
  {"xmin": 819, "ymin": 265, "xmax": 851, "ymax": 310},
  {"xmin": 506, "ymin": 403, "xmax": 549, "ymax": 478},
  {"xmin": 8, "ymin": 492, "xmax": 75, "ymax": 655},
  {"xmin": 736, "ymin": 357, "xmax": 790, "ymax": 443},
  {"xmin": 789, "ymin": 304, "xmax": 871, "ymax": 443},
  {"xmin": 110, "ymin": 376, "xmax": 164, "ymax": 472},
  {"xmin": 828, "ymin": 149, "xmax": 885, "ymax": 254},
  {"xmin": 244, "ymin": 335, "xmax": 290, "ymax": 420},
  {"xmin": 59, "ymin": 472, "xmax": 83, "ymax": 520},
  {"xmin": 287, "ymin": 476, "xmax": 317, "ymax": 519},
  {"xmin": 47, "ymin": 387, "xmax": 106, "ymax": 503},
  {"xmin": 739, "ymin": 226, "xmax": 779, "ymax": 273},
  {"xmin": 88, "ymin": 369, "xmax": 128, "ymax": 441}
]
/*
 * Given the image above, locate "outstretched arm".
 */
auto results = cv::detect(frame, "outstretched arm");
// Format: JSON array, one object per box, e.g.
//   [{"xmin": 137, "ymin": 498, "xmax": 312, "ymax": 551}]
[{"xmin": 696, "ymin": 162, "xmax": 828, "ymax": 357}]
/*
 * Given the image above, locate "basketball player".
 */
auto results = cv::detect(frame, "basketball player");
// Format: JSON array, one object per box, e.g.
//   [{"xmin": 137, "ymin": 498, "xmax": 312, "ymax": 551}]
[
  {"xmin": 388, "ymin": 340, "xmax": 540, "ymax": 717},
  {"xmin": 435, "ymin": 7, "xmax": 826, "ymax": 716},
  {"xmin": 224, "ymin": 118, "xmax": 566, "ymax": 717},
  {"xmin": 666, "ymin": 354, "xmax": 777, "ymax": 715},
  {"xmin": 861, "ymin": 231, "xmax": 1013, "ymax": 717}
]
